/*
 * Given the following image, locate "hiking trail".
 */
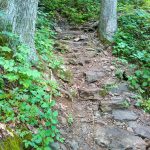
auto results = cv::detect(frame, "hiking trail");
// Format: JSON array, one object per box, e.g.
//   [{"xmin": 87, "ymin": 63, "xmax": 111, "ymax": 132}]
[{"xmin": 51, "ymin": 20, "xmax": 150, "ymax": 150}]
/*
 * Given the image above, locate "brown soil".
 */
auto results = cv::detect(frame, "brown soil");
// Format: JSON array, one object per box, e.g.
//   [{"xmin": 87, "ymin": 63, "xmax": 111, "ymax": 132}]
[{"xmin": 54, "ymin": 20, "xmax": 150, "ymax": 150}]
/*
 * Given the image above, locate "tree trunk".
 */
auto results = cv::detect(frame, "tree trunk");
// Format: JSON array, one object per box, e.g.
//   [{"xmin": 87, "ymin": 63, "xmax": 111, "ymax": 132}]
[
  {"xmin": 99, "ymin": 0, "xmax": 117, "ymax": 43},
  {"xmin": 6, "ymin": 0, "xmax": 39, "ymax": 62}
]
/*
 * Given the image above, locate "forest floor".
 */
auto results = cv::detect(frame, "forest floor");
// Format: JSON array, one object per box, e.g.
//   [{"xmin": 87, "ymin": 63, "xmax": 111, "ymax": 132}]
[{"xmin": 51, "ymin": 20, "xmax": 150, "ymax": 150}]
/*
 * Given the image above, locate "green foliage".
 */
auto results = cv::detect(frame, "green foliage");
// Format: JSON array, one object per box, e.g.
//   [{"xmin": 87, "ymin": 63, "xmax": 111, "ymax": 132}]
[
  {"xmin": 0, "ymin": 11, "xmax": 63, "ymax": 149},
  {"xmin": 67, "ymin": 114, "xmax": 73, "ymax": 126},
  {"xmin": 114, "ymin": 1, "xmax": 150, "ymax": 111},
  {"xmin": 118, "ymin": 0, "xmax": 150, "ymax": 10},
  {"xmin": 122, "ymin": 100, "xmax": 131, "ymax": 108},
  {"xmin": 40, "ymin": 0, "xmax": 100, "ymax": 24},
  {"xmin": 36, "ymin": 11, "xmax": 63, "ymax": 71},
  {"xmin": 140, "ymin": 98, "xmax": 150, "ymax": 112},
  {"xmin": 115, "ymin": 68, "xmax": 123, "ymax": 80},
  {"xmin": 99, "ymin": 89, "xmax": 108, "ymax": 98},
  {"xmin": 0, "ymin": 1, "xmax": 7, "ymax": 9}
]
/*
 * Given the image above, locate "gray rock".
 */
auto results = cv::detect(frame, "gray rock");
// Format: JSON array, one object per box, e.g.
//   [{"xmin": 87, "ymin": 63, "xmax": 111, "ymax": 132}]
[
  {"xmin": 66, "ymin": 140, "xmax": 79, "ymax": 150},
  {"xmin": 127, "ymin": 127, "xmax": 134, "ymax": 132},
  {"xmin": 94, "ymin": 126, "xmax": 146, "ymax": 150},
  {"xmin": 54, "ymin": 27, "xmax": 62, "ymax": 33},
  {"xmin": 80, "ymin": 144, "xmax": 91, "ymax": 150},
  {"xmin": 78, "ymin": 87, "xmax": 101, "ymax": 100},
  {"xmin": 60, "ymin": 117, "xmax": 67, "ymax": 125},
  {"xmin": 91, "ymin": 21, "xmax": 99, "ymax": 29},
  {"xmin": 50, "ymin": 142, "xmax": 61, "ymax": 150},
  {"xmin": 77, "ymin": 139, "xmax": 91, "ymax": 150},
  {"xmin": 80, "ymin": 118, "xmax": 92, "ymax": 123},
  {"xmin": 80, "ymin": 34, "xmax": 88, "ymax": 40},
  {"xmin": 112, "ymin": 110, "xmax": 138, "ymax": 121},
  {"xmin": 60, "ymin": 144, "xmax": 68, "ymax": 150},
  {"xmin": 77, "ymin": 60, "xmax": 84, "ymax": 66},
  {"xmin": 84, "ymin": 59, "xmax": 91, "ymax": 64},
  {"xmin": 86, "ymin": 51, "xmax": 97, "ymax": 58},
  {"xmin": 68, "ymin": 59, "xmax": 78, "ymax": 65},
  {"xmin": 94, "ymin": 111, "xmax": 101, "ymax": 118},
  {"xmin": 50, "ymin": 143, "xmax": 68, "ymax": 150},
  {"xmin": 74, "ymin": 35, "xmax": 88, "ymax": 42},
  {"xmin": 110, "ymin": 66, "xmax": 115, "ymax": 70},
  {"xmin": 85, "ymin": 70, "xmax": 105, "ymax": 83},
  {"xmin": 86, "ymin": 48, "xmax": 95, "ymax": 51},
  {"xmin": 129, "ymin": 122, "xmax": 150, "ymax": 139},
  {"xmin": 110, "ymin": 83, "xmax": 129, "ymax": 94},
  {"xmin": 100, "ymin": 97, "xmax": 126, "ymax": 112}
]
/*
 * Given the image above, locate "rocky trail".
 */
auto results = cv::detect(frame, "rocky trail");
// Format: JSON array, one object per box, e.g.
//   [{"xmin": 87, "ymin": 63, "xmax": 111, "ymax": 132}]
[{"xmin": 51, "ymin": 21, "xmax": 150, "ymax": 150}]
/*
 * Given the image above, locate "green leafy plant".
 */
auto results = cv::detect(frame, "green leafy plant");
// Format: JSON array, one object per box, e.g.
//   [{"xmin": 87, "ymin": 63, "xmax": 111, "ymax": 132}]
[
  {"xmin": 67, "ymin": 114, "xmax": 73, "ymax": 126},
  {"xmin": 114, "ymin": 1, "xmax": 150, "ymax": 111},
  {"xmin": 115, "ymin": 69, "xmax": 123, "ymax": 80},
  {"xmin": 140, "ymin": 98, "xmax": 150, "ymax": 112},
  {"xmin": 122, "ymin": 100, "xmax": 131, "ymax": 108},
  {"xmin": 0, "ymin": 11, "xmax": 64, "ymax": 149}
]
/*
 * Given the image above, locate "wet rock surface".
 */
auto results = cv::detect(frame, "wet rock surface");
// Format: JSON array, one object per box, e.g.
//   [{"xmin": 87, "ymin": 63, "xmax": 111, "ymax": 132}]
[{"xmin": 54, "ymin": 20, "xmax": 150, "ymax": 150}]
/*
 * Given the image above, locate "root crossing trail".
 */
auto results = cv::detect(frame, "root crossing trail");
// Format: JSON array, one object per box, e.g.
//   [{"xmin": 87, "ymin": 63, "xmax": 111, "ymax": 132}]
[{"xmin": 52, "ymin": 21, "xmax": 150, "ymax": 150}]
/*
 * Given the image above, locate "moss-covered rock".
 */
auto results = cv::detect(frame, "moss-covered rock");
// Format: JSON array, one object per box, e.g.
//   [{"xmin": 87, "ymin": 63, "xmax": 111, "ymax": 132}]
[
  {"xmin": 99, "ymin": 89, "xmax": 108, "ymax": 98},
  {"xmin": 0, "ymin": 135, "xmax": 23, "ymax": 150},
  {"xmin": 54, "ymin": 41, "xmax": 69, "ymax": 53},
  {"xmin": 58, "ymin": 68, "xmax": 73, "ymax": 84}
]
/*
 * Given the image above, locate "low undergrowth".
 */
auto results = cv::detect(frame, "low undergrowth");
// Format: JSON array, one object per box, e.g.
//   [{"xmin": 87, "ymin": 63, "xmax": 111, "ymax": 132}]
[
  {"xmin": 40, "ymin": 0, "xmax": 100, "ymax": 24},
  {"xmin": 0, "ymin": 11, "xmax": 63, "ymax": 149},
  {"xmin": 114, "ymin": 1, "xmax": 150, "ymax": 112}
]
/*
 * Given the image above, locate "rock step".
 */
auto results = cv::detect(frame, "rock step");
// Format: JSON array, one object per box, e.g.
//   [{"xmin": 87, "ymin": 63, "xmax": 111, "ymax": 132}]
[
  {"xmin": 129, "ymin": 121, "xmax": 150, "ymax": 139},
  {"xmin": 78, "ymin": 87, "xmax": 102, "ymax": 101},
  {"xmin": 94, "ymin": 126, "xmax": 146, "ymax": 150},
  {"xmin": 84, "ymin": 70, "xmax": 105, "ymax": 83},
  {"xmin": 112, "ymin": 109, "xmax": 138, "ymax": 121},
  {"xmin": 100, "ymin": 97, "xmax": 126, "ymax": 112}
]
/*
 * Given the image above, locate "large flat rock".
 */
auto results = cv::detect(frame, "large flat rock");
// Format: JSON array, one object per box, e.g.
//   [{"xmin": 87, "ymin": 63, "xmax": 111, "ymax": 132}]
[
  {"xmin": 94, "ymin": 126, "xmax": 146, "ymax": 150},
  {"xmin": 112, "ymin": 109, "xmax": 138, "ymax": 121},
  {"xmin": 84, "ymin": 70, "xmax": 105, "ymax": 83},
  {"xmin": 78, "ymin": 87, "xmax": 101, "ymax": 100},
  {"xmin": 129, "ymin": 122, "xmax": 150, "ymax": 139},
  {"xmin": 110, "ymin": 83, "xmax": 129, "ymax": 94},
  {"xmin": 100, "ymin": 97, "xmax": 126, "ymax": 112}
]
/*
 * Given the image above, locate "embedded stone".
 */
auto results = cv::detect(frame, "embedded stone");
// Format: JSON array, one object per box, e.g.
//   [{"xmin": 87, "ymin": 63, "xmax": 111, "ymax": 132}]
[
  {"xmin": 110, "ymin": 82, "xmax": 129, "ymax": 94},
  {"xmin": 129, "ymin": 122, "xmax": 150, "ymax": 139},
  {"xmin": 85, "ymin": 70, "xmax": 105, "ymax": 83},
  {"xmin": 112, "ymin": 110, "xmax": 138, "ymax": 121},
  {"xmin": 94, "ymin": 126, "xmax": 146, "ymax": 150}
]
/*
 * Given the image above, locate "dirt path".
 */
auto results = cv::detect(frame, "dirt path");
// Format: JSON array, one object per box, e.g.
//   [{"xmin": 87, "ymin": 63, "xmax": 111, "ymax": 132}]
[{"xmin": 51, "ymin": 21, "xmax": 150, "ymax": 150}]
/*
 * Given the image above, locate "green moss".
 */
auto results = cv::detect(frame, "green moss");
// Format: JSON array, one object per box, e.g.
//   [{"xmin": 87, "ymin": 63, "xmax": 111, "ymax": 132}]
[
  {"xmin": 0, "ymin": 77, "xmax": 4, "ymax": 89},
  {"xmin": 99, "ymin": 89, "xmax": 108, "ymax": 98},
  {"xmin": 59, "ymin": 69, "xmax": 73, "ymax": 84},
  {"xmin": 70, "ymin": 88, "xmax": 78, "ymax": 98},
  {"xmin": 55, "ymin": 41, "xmax": 69, "ymax": 53},
  {"xmin": 0, "ymin": 135, "xmax": 23, "ymax": 150}
]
